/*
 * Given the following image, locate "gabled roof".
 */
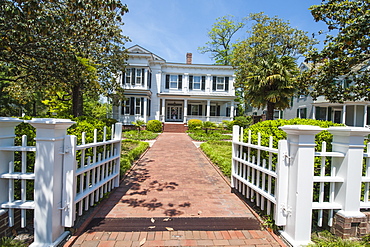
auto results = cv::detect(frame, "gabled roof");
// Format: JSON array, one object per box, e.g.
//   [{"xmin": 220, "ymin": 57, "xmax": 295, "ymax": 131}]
[{"xmin": 127, "ymin": 45, "xmax": 166, "ymax": 62}]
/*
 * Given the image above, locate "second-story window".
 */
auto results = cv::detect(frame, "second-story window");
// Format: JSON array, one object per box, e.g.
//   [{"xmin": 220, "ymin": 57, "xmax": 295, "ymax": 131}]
[
  {"xmin": 189, "ymin": 75, "xmax": 206, "ymax": 90},
  {"xmin": 212, "ymin": 76, "xmax": 229, "ymax": 92},
  {"xmin": 193, "ymin": 76, "xmax": 201, "ymax": 90},
  {"xmin": 165, "ymin": 74, "xmax": 182, "ymax": 90},
  {"xmin": 124, "ymin": 68, "xmax": 145, "ymax": 86}
]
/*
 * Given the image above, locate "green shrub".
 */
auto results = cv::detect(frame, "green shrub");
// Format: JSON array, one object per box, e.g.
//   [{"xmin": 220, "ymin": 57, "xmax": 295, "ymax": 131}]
[
  {"xmin": 146, "ymin": 120, "xmax": 163, "ymax": 132},
  {"xmin": 187, "ymin": 119, "xmax": 203, "ymax": 131},
  {"xmin": 222, "ymin": 120, "xmax": 234, "ymax": 131},
  {"xmin": 120, "ymin": 140, "xmax": 149, "ymax": 176},
  {"xmin": 200, "ymin": 141, "xmax": 232, "ymax": 177},
  {"xmin": 233, "ymin": 116, "xmax": 253, "ymax": 129}
]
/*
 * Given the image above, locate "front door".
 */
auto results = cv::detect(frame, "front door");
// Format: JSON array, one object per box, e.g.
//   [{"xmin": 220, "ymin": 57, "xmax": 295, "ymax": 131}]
[
  {"xmin": 334, "ymin": 110, "xmax": 342, "ymax": 124},
  {"xmin": 166, "ymin": 103, "xmax": 183, "ymax": 122}
]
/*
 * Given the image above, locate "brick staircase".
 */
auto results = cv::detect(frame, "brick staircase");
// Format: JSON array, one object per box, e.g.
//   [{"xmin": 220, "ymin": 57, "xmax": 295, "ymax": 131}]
[{"xmin": 163, "ymin": 123, "xmax": 187, "ymax": 133}]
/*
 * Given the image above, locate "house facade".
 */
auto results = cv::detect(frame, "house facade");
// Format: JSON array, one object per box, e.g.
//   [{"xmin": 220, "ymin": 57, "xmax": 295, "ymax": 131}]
[{"xmin": 112, "ymin": 45, "xmax": 237, "ymax": 125}]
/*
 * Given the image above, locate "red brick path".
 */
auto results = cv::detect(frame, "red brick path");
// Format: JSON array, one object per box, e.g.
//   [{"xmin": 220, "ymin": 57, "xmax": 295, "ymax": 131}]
[{"xmin": 65, "ymin": 133, "xmax": 286, "ymax": 247}]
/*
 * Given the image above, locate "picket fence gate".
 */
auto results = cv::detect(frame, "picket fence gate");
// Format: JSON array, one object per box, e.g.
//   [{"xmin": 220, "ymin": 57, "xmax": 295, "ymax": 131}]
[
  {"xmin": 232, "ymin": 125, "xmax": 370, "ymax": 247},
  {"xmin": 0, "ymin": 117, "xmax": 122, "ymax": 247}
]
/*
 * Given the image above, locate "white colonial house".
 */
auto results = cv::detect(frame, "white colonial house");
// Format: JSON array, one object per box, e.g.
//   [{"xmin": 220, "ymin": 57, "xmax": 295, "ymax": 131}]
[{"xmin": 112, "ymin": 45, "xmax": 237, "ymax": 125}]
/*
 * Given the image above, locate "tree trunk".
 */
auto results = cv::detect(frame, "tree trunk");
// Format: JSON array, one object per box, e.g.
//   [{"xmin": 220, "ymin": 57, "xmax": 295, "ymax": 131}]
[
  {"xmin": 72, "ymin": 84, "xmax": 83, "ymax": 117},
  {"xmin": 266, "ymin": 101, "xmax": 275, "ymax": 120}
]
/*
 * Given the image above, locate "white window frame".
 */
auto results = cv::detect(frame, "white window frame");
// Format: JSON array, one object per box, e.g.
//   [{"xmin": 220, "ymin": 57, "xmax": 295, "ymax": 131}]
[
  {"xmin": 123, "ymin": 99, "xmax": 130, "ymax": 115},
  {"xmin": 216, "ymin": 77, "xmax": 225, "ymax": 91},
  {"xmin": 136, "ymin": 69, "xmax": 142, "ymax": 85},
  {"xmin": 170, "ymin": 75, "xmax": 178, "ymax": 89},
  {"xmin": 125, "ymin": 68, "xmax": 132, "ymax": 84},
  {"xmin": 135, "ymin": 98, "xmax": 141, "ymax": 115},
  {"xmin": 193, "ymin": 76, "xmax": 201, "ymax": 90}
]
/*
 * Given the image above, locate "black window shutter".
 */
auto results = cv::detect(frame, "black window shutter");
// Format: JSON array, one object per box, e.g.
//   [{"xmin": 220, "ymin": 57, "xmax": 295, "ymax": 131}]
[
  {"xmin": 132, "ymin": 68, "xmax": 136, "ymax": 85},
  {"xmin": 148, "ymin": 72, "xmax": 152, "ymax": 89},
  {"xmin": 199, "ymin": 105, "xmax": 203, "ymax": 116},
  {"xmin": 147, "ymin": 99, "xmax": 151, "ymax": 116},
  {"xmin": 217, "ymin": 105, "xmax": 221, "ymax": 116},
  {"xmin": 141, "ymin": 98, "xmax": 144, "ymax": 116},
  {"xmin": 189, "ymin": 75, "xmax": 193, "ymax": 90},
  {"xmin": 130, "ymin": 97, "xmax": 135, "ymax": 115},
  {"xmin": 165, "ymin": 75, "xmax": 170, "ymax": 89},
  {"xmin": 187, "ymin": 104, "xmax": 191, "ymax": 115},
  {"xmin": 225, "ymin": 77, "xmax": 229, "ymax": 91},
  {"xmin": 201, "ymin": 76, "xmax": 206, "ymax": 90},
  {"xmin": 122, "ymin": 72, "xmax": 125, "ymax": 85},
  {"xmin": 142, "ymin": 69, "xmax": 145, "ymax": 86},
  {"xmin": 212, "ymin": 76, "xmax": 216, "ymax": 91},
  {"xmin": 297, "ymin": 109, "xmax": 299, "ymax": 118},
  {"xmin": 178, "ymin": 75, "xmax": 182, "ymax": 89}
]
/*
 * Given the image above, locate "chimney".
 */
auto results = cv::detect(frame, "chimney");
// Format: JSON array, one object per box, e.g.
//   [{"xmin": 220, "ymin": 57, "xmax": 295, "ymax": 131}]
[{"xmin": 186, "ymin": 53, "xmax": 192, "ymax": 64}]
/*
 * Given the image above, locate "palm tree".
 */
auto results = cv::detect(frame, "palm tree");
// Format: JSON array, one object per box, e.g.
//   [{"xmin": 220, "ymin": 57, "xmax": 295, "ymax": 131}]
[{"xmin": 242, "ymin": 55, "xmax": 298, "ymax": 120}]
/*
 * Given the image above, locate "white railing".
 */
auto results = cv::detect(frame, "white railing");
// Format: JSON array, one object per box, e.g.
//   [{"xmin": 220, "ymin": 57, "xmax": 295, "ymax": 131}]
[
  {"xmin": 0, "ymin": 118, "xmax": 122, "ymax": 247},
  {"xmin": 232, "ymin": 125, "xmax": 370, "ymax": 247}
]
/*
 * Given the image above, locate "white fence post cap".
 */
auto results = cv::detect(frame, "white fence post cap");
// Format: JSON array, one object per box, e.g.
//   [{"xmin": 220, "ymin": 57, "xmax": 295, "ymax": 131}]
[
  {"xmin": 328, "ymin": 126, "xmax": 370, "ymax": 136},
  {"xmin": 279, "ymin": 125, "xmax": 324, "ymax": 135}
]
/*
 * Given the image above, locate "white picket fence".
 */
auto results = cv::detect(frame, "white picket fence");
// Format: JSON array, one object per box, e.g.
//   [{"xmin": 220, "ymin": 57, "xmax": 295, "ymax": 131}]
[
  {"xmin": 232, "ymin": 125, "xmax": 370, "ymax": 247},
  {"xmin": 0, "ymin": 118, "xmax": 122, "ymax": 247}
]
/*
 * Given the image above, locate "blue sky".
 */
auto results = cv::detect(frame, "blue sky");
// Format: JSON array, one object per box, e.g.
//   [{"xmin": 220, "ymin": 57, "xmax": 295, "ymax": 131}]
[{"xmin": 121, "ymin": 0, "xmax": 328, "ymax": 64}]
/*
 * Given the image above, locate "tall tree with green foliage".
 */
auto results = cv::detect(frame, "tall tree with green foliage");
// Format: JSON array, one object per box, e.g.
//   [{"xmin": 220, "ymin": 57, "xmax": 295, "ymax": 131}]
[
  {"xmin": 300, "ymin": 0, "xmax": 370, "ymax": 102},
  {"xmin": 0, "ymin": 0, "xmax": 129, "ymax": 117},
  {"xmin": 232, "ymin": 13, "xmax": 317, "ymax": 119},
  {"xmin": 198, "ymin": 15, "xmax": 246, "ymax": 65}
]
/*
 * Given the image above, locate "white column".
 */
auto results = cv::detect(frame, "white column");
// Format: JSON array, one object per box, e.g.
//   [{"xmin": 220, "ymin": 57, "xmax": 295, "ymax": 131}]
[
  {"xmin": 184, "ymin": 99, "xmax": 188, "ymax": 123},
  {"xmin": 184, "ymin": 73, "xmax": 189, "ymax": 93},
  {"xmin": 28, "ymin": 118, "xmax": 75, "ymax": 247},
  {"xmin": 328, "ymin": 127, "xmax": 370, "ymax": 217},
  {"xmin": 364, "ymin": 105, "xmax": 368, "ymax": 127},
  {"xmin": 143, "ymin": 98, "xmax": 148, "ymax": 123},
  {"xmin": 279, "ymin": 125, "xmax": 323, "ymax": 247},
  {"xmin": 161, "ymin": 98, "xmax": 166, "ymax": 122},
  {"xmin": 312, "ymin": 106, "xmax": 316, "ymax": 120},
  {"xmin": 206, "ymin": 74, "xmax": 211, "ymax": 93},
  {"xmin": 230, "ymin": 101, "xmax": 235, "ymax": 120},
  {"xmin": 0, "ymin": 118, "xmax": 23, "ymax": 217},
  {"xmin": 342, "ymin": 104, "xmax": 346, "ymax": 125},
  {"xmin": 206, "ymin": 100, "xmax": 211, "ymax": 122}
]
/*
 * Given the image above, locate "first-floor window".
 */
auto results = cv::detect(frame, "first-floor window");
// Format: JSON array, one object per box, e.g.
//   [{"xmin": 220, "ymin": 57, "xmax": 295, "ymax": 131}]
[
  {"xmin": 135, "ymin": 98, "xmax": 141, "ymax": 115},
  {"xmin": 210, "ymin": 105, "xmax": 220, "ymax": 116},
  {"xmin": 297, "ymin": 108, "xmax": 307, "ymax": 119},
  {"xmin": 188, "ymin": 104, "xmax": 203, "ymax": 116},
  {"xmin": 122, "ymin": 99, "xmax": 130, "ymax": 115}
]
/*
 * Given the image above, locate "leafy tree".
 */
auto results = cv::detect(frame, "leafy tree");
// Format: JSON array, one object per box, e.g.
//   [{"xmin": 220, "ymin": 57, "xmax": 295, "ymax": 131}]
[
  {"xmin": 301, "ymin": 0, "xmax": 370, "ymax": 102},
  {"xmin": 232, "ymin": 13, "xmax": 317, "ymax": 120},
  {"xmin": 237, "ymin": 55, "xmax": 298, "ymax": 120},
  {"xmin": 198, "ymin": 15, "xmax": 246, "ymax": 65},
  {"xmin": 0, "ymin": 0, "xmax": 129, "ymax": 117}
]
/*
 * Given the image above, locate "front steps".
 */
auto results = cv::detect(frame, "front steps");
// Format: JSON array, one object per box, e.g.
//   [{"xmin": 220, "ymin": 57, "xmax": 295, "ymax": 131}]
[{"xmin": 163, "ymin": 123, "xmax": 187, "ymax": 133}]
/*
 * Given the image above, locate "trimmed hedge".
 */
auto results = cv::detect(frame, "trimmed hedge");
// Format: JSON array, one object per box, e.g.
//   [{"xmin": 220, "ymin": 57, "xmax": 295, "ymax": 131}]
[
  {"xmin": 187, "ymin": 119, "xmax": 203, "ymax": 131},
  {"xmin": 146, "ymin": 120, "xmax": 163, "ymax": 133}
]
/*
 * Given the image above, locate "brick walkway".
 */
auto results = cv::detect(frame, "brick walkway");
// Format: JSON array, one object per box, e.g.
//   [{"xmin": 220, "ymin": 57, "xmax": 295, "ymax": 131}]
[{"xmin": 65, "ymin": 133, "xmax": 286, "ymax": 247}]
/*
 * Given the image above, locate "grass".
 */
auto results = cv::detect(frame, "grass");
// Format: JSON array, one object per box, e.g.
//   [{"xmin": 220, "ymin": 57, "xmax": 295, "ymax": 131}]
[
  {"xmin": 188, "ymin": 131, "xmax": 232, "ymax": 141},
  {"xmin": 200, "ymin": 141, "xmax": 232, "ymax": 177},
  {"xmin": 120, "ymin": 139, "xmax": 149, "ymax": 175},
  {"xmin": 0, "ymin": 237, "xmax": 27, "ymax": 247},
  {"xmin": 309, "ymin": 231, "xmax": 370, "ymax": 247},
  {"xmin": 122, "ymin": 130, "xmax": 158, "ymax": 140}
]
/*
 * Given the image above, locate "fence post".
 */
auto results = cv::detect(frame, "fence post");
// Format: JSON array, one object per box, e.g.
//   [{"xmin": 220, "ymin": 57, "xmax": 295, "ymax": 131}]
[
  {"xmin": 27, "ymin": 118, "xmax": 75, "ymax": 247},
  {"xmin": 279, "ymin": 125, "xmax": 323, "ymax": 247},
  {"xmin": 0, "ymin": 118, "xmax": 23, "ymax": 218},
  {"xmin": 113, "ymin": 122, "xmax": 122, "ymax": 187},
  {"xmin": 328, "ymin": 127, "xmax": 370, "ymax": 238}
]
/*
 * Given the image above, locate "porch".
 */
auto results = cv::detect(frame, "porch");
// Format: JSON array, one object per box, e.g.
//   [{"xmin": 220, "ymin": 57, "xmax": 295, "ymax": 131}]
[{"xmin": 159, "ymin": 98, "xmax": 236, "ymax": 124}]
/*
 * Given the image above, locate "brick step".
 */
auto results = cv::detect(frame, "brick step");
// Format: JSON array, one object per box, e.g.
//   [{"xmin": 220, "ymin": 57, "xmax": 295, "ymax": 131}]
[
  {"xmin": 85, "ymin": 217, "xmax": 260, "ymax": 232},
  {"xmin": 163, "ymin": 124, "xmax": 187, "ymax": 133}
]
